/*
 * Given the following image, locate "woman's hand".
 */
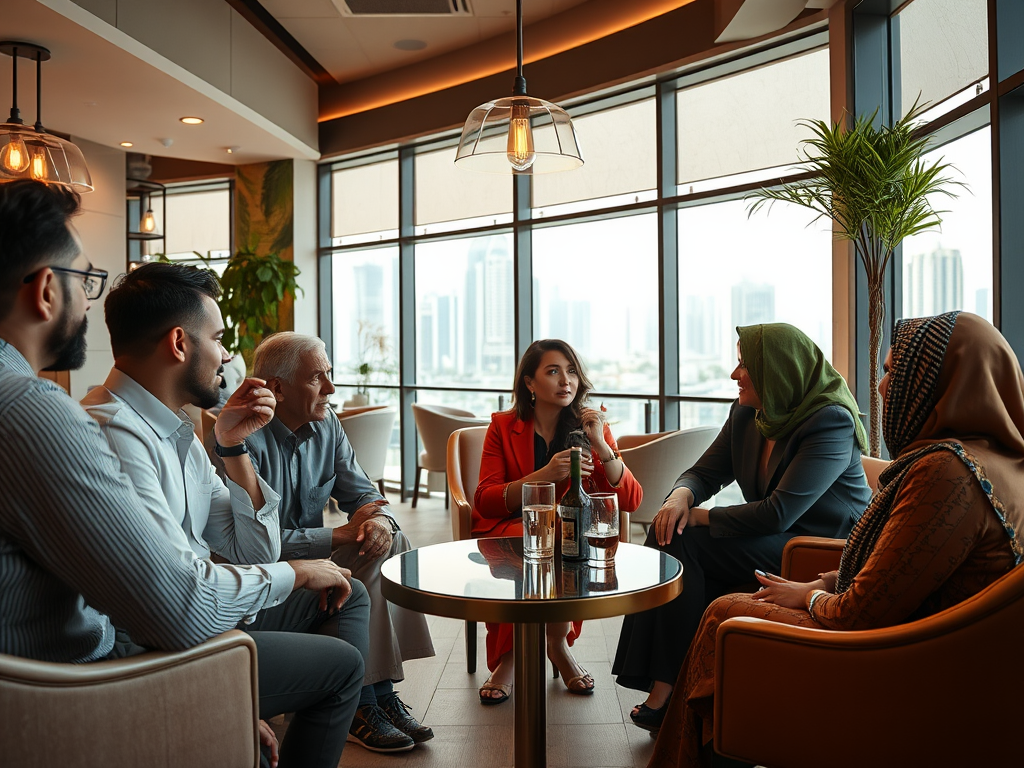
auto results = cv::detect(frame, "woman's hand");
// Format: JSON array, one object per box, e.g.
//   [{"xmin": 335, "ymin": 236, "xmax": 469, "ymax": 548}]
[
  {"xmin": 542, "ymin": 448, "xmax": 594, "ymax": 483},
  {"xmin": 753, "ymin": 570, "xmax": 819, "ymax": 610},
  {"xmin": 581, "ymin": 408, "xmax": 608, "ymax": 454},
  {"xmin": 653, "ymin": 487, "xmax": 693, "ymax": 546},
  {"xmin": 258, "ymin": 719, "xmax": 280, "ymax": 768},
  {"xmin": 686, "ymin": 507, "xmax": 711, "ymax": 527}
]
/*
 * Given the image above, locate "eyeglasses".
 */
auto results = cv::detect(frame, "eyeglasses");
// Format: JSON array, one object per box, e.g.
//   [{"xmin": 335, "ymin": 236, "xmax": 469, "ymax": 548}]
[{"xmin": 23, "ymin": 266, "xmax": 109, "ymax": 300}]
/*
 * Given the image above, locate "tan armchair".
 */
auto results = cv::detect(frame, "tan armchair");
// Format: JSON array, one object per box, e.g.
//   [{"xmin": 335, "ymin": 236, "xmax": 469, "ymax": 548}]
[
  {"xmin": 0, "ymin": 630, "xmax": 260, "ymax": 768},
  {"xmin": 411, "ymin": 403, "xmax": 488, "ymax": 508},
  {"xmin": 714, "ymin": 537, "xmax": 1023, "ymax": 768},
  {"xmin": 337, "ymin": 406, "xmax": 397, "ymax": 497},
  {"xmin": 447, "ymin": 426, "xmax": 488, "ymax": 673},
  {"xmin": 617, "ymin": 427, "xmax": 719, "ymax": 542}
]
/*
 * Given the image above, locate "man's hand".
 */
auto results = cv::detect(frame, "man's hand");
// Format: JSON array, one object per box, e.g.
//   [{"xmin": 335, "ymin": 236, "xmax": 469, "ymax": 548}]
[
  {"xmin": 258, "ymin": 720, "xmax": 280, "ymax": 768},
  {"xmin": 214, "ymin": 378, "xmax": 276, "ymax": 446},
  {"xmin": 330, "ymin": 499, "xmax": 390, "ymax": 549},
  {"xmin": 288, "ymin": 559, "xmax": 353, "ymax": 613},
  {"xmin": 355, "ymin": 515, "xmax": 393, "ymax": 561},
  {"xmin": 653, "ymin": 487, "xmax": 693, "ymax": 546}
]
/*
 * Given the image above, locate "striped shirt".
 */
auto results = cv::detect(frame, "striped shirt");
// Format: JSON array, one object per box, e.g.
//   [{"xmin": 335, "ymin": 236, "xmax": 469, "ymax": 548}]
[{"xmin": 0, "ymin": 340, "xmax": 269, "ymax": 663}]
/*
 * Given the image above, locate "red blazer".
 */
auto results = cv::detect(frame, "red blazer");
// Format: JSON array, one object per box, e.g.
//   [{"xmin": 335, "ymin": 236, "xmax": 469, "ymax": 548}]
[{"xmin": 472, "ymin": 410, "xmax": 643, "ymax": 537}]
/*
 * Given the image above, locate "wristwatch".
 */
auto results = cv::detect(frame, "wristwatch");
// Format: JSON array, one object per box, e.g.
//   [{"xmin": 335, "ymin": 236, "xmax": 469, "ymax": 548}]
[
  {"xmin": 376, "ymin": 514, "xmax": 400, "ymax": 534},
  {"xmin": 601, "ymin": 450, "xmax": 621, "ymax": 464},
  {"xmin": 214, "ymin": 441, "xmax": 248, "ymax": 457}
]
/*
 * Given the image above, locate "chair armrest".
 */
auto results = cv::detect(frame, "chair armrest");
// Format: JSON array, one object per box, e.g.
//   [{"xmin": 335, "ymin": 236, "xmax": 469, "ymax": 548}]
[
  {"xmin": 714, "ymin": 565, "xmax": 1024, "ymax": 768},
  {"xmin": 780, "ymin": 535, "xmax": 845, "ymax": 581},
  {"xmin": 1, "ymin": 630, "xmax": 260, "ymax": 768}
]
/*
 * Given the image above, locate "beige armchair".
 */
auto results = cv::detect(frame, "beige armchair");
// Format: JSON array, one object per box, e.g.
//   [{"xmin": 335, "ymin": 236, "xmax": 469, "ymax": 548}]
[
  {"xmin": 447, "ymin": 426, "xmax": 488, "ymax": 672},
  {"xmin": 617, "ymin": 426, "xmax": 719, "ymax": 542},
  {"xmin": 411, "ymin": 403, "xmax": 488, "ymax": 508},
  {"xmin": 337, "ymin": 406, "xmax": 397, "ymax": 497},
  {"xmin": 714, "ymin": 537, "xmax": 1023, "ymax": 768},
  {"xmin": 0, "ymin": 630, "xmax": 260, "ymax": 768}
]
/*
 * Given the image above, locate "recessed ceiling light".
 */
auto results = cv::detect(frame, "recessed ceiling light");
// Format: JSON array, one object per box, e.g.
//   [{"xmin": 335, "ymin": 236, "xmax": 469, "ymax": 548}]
[
  {"xmin": 226, "ymin": 146, "xmax": 241, "ymax": 154},
  {"xmin": 179, "ymin": 116, "xmax": 204, "ymax": 125},
  {"xmin": 394, "ymin": 39, "xmax": 427, "ymax": 51},
  {"xmin": 120, "ymin": 141, "xmax": 133, "ymax": 147}
]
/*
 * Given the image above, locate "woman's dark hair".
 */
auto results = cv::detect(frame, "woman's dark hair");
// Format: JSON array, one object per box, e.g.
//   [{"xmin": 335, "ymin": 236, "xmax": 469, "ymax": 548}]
[
  {"xmin": 0, "ymin": 180, "xmax": 81, "ymax": 323},
  {"xmin": 105, "ymin": 262, "xmax": 221, "ymax": 358},
  {"xmin": 511, "ymin": 339, "xmax": 594, "ymax": 451}
]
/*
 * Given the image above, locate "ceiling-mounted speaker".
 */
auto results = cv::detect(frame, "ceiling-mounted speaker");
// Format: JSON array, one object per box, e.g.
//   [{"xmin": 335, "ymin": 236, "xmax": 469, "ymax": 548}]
[{"xmin": 336, "ymin": 0, "xmax": 472, "ymax": 16}]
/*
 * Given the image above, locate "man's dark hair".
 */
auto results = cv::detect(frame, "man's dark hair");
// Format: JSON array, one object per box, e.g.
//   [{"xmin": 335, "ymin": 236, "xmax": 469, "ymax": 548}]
[
  {"xmin": 0, "ymin": 180, "xmax": 81, "ymax": 322},
  {"xmin": 105, "ymin": 262, "xmax": 222, "ymax": 358}
]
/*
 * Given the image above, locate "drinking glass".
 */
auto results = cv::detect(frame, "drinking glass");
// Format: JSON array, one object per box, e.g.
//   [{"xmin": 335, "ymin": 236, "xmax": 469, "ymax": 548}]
[
  {"xmin": 522, "ymin": 481, "xmax": 556, "ymax": 559},
  {"xmin": 523, "ymin": 558, "xmax": 555, "ymax": 599},
  {"xmin": 586, "ymin": 493, "xmax": 619, "ymax": 566}
]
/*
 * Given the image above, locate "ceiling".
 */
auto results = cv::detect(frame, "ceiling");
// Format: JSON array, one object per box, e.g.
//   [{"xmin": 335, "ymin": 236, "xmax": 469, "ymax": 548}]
[
  {"xmin": 260, "ymin": 0, "xmax": 592, "ymax": 85},
  {"xmin": 3, "ymin": 0, "xmax": 318, "ymax": 167}
]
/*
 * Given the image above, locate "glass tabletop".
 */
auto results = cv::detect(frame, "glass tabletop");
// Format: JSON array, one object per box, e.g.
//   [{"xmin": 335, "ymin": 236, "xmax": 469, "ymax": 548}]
[{"xmin": 380, "ymin": 538, "xmax": 683, "ymax": 624}]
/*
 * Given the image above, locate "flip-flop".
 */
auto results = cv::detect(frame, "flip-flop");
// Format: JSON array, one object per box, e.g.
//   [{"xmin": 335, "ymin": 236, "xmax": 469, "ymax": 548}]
[{"xmin": 478, "ymin": 680, "xmax": 512, "ymax": 705}]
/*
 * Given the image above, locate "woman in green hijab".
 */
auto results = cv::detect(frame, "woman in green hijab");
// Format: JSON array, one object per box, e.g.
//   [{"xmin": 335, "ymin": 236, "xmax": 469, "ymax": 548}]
[{"xmin": 613, "ymin": 323, "xmax": 871, "ymax": 732}]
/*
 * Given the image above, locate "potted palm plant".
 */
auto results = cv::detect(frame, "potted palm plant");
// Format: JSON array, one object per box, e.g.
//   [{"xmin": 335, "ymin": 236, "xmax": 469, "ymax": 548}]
[{"xmin": 747, "ymin": 104, "xmax": 962, "ymax": 456}]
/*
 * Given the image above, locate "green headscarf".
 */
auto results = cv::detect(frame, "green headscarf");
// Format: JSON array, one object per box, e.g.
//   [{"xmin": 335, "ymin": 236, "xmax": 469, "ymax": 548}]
[{"xmin": 737, "ymin": 323, "xmax": 868, "ymax": 454}]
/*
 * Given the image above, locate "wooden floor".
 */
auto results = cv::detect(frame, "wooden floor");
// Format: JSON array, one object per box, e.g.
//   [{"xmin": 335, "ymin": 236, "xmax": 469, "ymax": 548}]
[{"xmin": 311, "ymin": 490, "xmax": 661, "ymax": 768}]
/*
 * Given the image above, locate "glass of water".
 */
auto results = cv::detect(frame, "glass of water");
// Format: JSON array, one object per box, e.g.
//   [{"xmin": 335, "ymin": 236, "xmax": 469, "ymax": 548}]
[
  {"xmin": 522, "ymin": 481, "xmax": 556, "ymax": 559},
  {"xmin": 587, "ymin": 493, "xmax": 620, "ymax": 567}
]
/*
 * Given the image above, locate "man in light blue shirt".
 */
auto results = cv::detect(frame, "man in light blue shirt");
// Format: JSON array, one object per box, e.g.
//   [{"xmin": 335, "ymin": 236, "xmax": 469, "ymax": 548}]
[{"xmin": 83, "ymin": 261, "xmax": 370, "ymax": 767}]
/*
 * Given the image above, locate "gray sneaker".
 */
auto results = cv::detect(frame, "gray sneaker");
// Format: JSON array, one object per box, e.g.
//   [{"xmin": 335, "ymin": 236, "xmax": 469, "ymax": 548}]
[
  {"xmin": 346, "ymin": 704, "xmax": 415, "ymax": 753},
  {"xmin": 379, "ymin": 693, "xmax": 434, "ymax": 743}
]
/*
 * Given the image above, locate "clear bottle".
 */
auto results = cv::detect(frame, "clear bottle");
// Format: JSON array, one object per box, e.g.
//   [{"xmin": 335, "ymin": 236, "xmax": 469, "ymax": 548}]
[{"xmin": 558, "ymin": 446, "xmax": 591, "ymax": 562}]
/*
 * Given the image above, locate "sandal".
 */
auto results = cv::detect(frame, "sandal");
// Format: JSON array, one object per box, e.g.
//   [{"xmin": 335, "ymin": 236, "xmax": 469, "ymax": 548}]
[
  {"xmin": 478, "ymin": 679, "xmax": 512, "ymax": 706},
  {"xmin": 559, "ymin": 668, "xmax": 595, "ymax": 696},
  {"xmin": 630, "ymin": 701, "xmax": 667, "ymax": 732}
]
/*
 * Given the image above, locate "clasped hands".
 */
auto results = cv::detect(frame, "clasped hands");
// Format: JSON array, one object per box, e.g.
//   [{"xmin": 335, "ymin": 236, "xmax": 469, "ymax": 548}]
[
  {"xmin": 330, "ymin": 499, "xmax": 394, "ymax": 563},
  {"xmin": 753, "ymin": 570, "xmax": 836, "ymax": 610},
  {"xmin": 213, "ymin": 377, "xmax": 276, "ymax": 447}
]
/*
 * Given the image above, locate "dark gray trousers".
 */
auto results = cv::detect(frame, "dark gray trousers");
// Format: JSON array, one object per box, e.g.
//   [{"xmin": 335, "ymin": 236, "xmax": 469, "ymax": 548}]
[
  {"xmin": 612, "ymin": 525, "xmax": 795, "ymax": 693},
  {"xmin": 245, "ymin": 580, "xmax": 371, "ymax": 768}
]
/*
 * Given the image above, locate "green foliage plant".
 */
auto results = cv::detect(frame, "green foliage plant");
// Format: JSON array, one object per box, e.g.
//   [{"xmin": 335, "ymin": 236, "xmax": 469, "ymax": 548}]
[
  {"xmin": 353, "ymin": 321, "xmax": 397, "ymax": 396},
  {"xmin": 218, "ymin": 242, "xmax": 302, "ymax": 368},
  {"xmin": 746, "ymin": 103, "xmax": 962, "ymax": 456}
]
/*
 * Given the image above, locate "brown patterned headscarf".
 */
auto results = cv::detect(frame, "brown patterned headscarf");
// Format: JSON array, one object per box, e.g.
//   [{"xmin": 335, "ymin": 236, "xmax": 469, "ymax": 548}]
[{"xmin": 836, "ymin": 312, "xmax": 1024, "ymax": 593}]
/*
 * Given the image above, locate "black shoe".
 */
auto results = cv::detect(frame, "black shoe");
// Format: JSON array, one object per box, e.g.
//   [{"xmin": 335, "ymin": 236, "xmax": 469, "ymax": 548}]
[
  {"xmin": 379, "ymin": 693, "xmax": 434, "ymax": 743},
  {"xmin": 629, "ymin": 701, "xmax": 667, "ymax": 733},
  {"xmin": 347, "ymin": 704, "xmax": 416, "ymax": 753}
]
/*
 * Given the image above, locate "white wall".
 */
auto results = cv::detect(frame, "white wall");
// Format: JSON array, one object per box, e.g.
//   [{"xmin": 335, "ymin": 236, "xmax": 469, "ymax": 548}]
[
  {"xmin": 293, "ymin": 159, "xmax": 319, "ymax": 337},
  {"xmin": 68, "ymin": 138, "xmax": 125, "ymax": 399}
]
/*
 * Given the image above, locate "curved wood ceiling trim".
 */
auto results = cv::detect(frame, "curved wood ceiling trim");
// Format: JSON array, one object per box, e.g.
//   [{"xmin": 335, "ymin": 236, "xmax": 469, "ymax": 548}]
[{"xmin": 319, "ymin": 0, "xmax": 699, "ymax": 121}]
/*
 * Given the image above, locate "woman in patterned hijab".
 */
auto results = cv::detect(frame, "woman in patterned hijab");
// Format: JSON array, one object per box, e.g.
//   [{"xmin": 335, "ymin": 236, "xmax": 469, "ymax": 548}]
[{"xmin": 647, "ymin": 311, "xmax": 1024, "ymax": 768}]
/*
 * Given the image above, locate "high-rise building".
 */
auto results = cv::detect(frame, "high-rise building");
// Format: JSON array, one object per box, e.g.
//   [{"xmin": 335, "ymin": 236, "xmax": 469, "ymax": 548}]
[
  {"xmin": 906, "ymin": 246, "xmax": 963, "ymax": 317},
  {"xmin": 683, "ymin": 295, "xmax": 720, "ymax": 358},
  {"xmin": 351, "ymin": 262, "xmax": 386, "ymax": 363},
  {"xmin": 731, "ymin": 281, "xmax": 775, "ymax": 333},
  {"xmin": 464, "ymin": 236, "xmax": 514, "ymax": 377}
]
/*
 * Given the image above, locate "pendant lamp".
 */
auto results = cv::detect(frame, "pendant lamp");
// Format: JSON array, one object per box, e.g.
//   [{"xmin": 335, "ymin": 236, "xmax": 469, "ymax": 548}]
[
  {"xmin": 455, "ymin": 0, "xmax": 583, "ymax": 175},
  {"xmin": 0, "ymin": 42, "xmax": 93, "ymax": 193}
]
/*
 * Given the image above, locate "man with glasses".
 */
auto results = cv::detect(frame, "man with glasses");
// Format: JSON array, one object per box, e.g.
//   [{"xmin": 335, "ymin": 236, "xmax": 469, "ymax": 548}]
[{"xmin": 0, "ymin": 180, "xmax": 365, "ymax": 768}]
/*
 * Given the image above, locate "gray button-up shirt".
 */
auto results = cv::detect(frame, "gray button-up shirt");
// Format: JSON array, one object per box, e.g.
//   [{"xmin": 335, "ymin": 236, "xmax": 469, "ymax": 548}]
[
  {"xmin": 240, "ymin": 414, "xmax": 397, "ymax": 561},
  {"xmin": 0, "ymin": 340, "xmax": 256, "ymax": 663}
]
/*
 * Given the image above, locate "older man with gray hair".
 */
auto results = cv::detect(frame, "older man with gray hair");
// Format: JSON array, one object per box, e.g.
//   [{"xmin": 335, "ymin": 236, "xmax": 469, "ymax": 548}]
[{"xmin": 219, "ymin": 332, "xmax": 435, "ymax": 754}]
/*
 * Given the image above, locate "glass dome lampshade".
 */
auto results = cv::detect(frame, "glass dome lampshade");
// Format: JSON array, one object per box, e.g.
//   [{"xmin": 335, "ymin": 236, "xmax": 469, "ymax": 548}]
[
  {"xmin": 455, "ymin": 95, "xmax": 583, "ymax": 175},
  {"xmin": 0, "ymin": 122, "xmax": 93, "ymax": 192},
  {"xmin": 0, "ymin": 41, "xmax": 93, "ymax": 193}
]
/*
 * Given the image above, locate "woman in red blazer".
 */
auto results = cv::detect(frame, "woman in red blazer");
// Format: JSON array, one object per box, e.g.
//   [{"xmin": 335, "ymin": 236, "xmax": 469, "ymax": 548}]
[{"xmin": 473, "ymin": 339, "xmax": 642, "ymax": 704}]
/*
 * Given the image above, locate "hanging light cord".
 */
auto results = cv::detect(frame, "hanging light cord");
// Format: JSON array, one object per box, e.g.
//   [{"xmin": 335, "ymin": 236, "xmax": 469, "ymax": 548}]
[
  {"xmin": 512, "ymin": 0, "xmax": 527, "ymax": 97},
  {"xmin": 8, "ymin": 44, "xmax": 22, "ymax": 124},
  {"xmin": 34, "ymin": 50, "xmax": 43, "ymax": 132}
]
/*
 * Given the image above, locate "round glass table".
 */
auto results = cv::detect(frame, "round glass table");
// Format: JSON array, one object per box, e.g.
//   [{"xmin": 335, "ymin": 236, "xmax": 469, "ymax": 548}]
[{"xmin": 381, "ymin": 538, "xmax": 683, "ymax": 768}]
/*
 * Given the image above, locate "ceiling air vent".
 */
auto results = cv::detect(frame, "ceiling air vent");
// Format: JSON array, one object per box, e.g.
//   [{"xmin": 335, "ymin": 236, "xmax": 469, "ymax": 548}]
[{"xmin": 338, "ymin": 0, "xmax": 472, "ymax": 16}]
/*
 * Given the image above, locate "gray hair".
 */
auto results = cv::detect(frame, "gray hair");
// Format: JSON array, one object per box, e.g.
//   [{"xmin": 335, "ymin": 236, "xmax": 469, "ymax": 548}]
[{"xmin": 253, "ymin": 332, "xmax": 328, "ymax": 383}]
